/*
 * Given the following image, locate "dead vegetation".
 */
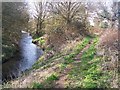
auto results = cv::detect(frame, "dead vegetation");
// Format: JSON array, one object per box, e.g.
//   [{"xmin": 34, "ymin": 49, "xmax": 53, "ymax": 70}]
[
  {"xmin": 99, "ymin": 29, "xmax": 119, "ymax": 50},
  {"xmin": 97, "ymin": 29, "xmax": 119, "ymax": 88}
]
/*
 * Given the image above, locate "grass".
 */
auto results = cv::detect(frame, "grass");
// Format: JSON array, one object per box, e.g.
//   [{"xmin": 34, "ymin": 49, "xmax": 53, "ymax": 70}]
[
  {"xmin": 32, "ymin": 53, "xmax": 65, "ymax": 70},
  {"xmin": 32, "ymin": 36, "xmax": 92, "ymax": 80},
  {"xmin": 46, "ymin": 74, "xmax": 59, "ymax": 82},
  {"xmin": 3, "ymin": 36, "xmax": 114, "ymax": 88},
  {"xmin": 32, "ymin": 74, "xmax": 59, "ymax": 88},
  {"xmin": 32, "ymin": 37, "xmax": 107, "ymax": 88},
  {"xmin": 32, "ymin": 36, "xmax": 106, "ymax": 88},
  {"xmin": 30, "ymin": 37, "xmax": 92, "ymax": 88},
  {"xmin": 63, "ymin": 37, "xmax": 91, "ymax": 65},
  {"xmin": 32, "ymin": 36, "xmax": 91, "ymax": 70},
  {"xmin": 32, "ymin": 82, "xmax": 44, "ymax": 88},
  {"xmin": 66, "ymin": 37, "xmax": 109, "ymax": 88}
]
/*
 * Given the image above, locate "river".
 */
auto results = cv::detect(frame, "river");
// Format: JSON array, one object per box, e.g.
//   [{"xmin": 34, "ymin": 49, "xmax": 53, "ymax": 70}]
[{"xmin": 2, "ymin": 32, "xmax": 43, "ymax": 83}]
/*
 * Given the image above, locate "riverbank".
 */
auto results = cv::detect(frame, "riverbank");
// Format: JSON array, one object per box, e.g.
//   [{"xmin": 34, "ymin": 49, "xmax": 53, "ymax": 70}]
[
  {"xmin": 3, "ymin": 36, "xmax": 103, "ymax": 88},
  {"xmin": 2, "ymin": 49, "xmax": 19, "ymax": 64},
  {"xmin": 2, "ymin": 33, "xmax": 43, "ymax": 83},
  {"xmin": 3, "ymin": 31, "xmax": 119, "ymax": 88}
]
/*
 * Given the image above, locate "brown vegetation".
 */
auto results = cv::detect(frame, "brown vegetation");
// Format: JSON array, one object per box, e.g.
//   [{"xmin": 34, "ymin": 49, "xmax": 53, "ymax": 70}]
[
  {"xmin": 97, "ymin": 29, "xmax": 119, "ymax": 88},
  {"xmin": 99, "ymin": 29, "xmax": 119, "ymax": 50}
]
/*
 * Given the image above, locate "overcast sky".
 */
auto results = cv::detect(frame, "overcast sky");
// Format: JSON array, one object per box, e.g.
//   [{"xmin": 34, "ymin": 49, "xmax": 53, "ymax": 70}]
[{"xmin": 26, "ymin": 0, "xmax": 119, "ymax": 18}]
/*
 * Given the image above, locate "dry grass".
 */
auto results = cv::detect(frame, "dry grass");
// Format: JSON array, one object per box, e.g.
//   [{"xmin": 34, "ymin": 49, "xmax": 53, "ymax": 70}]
[
  {"xmin": 99, "ymin": 29, "xmax": 119, "ymax": 50},
  {"xmin": 46, "ymin": 32, "xmax": 66, "ymax": 52},
  {"xmin": 97, "ymin": 29, "xmax": 119, "ymax": 88},
  {"xmin": 89, "ymin": 27, "xmax": 104, "ymax": 36}
]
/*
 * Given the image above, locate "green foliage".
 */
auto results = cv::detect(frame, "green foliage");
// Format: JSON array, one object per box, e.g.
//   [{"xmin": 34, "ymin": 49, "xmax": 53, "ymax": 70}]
[
  {"xmin": 79, "ymin": 38, "xmax": 103, "ymax": 88},
  {"xmin": 59, "ymin": 63, "xmax": 67, "ymax": 71},
  {"xmin": 81, "ymin": 44, "xmax": 96, "ymax": 61},
  {"xmin": 31, "ymin": 74, "xmax": 59, "ymax": 88},
  {"xmin": 32, "ymin": 82, "xmax": 44, "ymax": 88},
  {"xmin": 39, "ymin": 74, "xmax": 59, "ymax": 88},
  {"xmin": 33, "ymin": 37, "xmax": 45, "ymax": 45},
  {"xmin": 32, "ymin": 59, "xmax": 46, "ymax": 70},
  {"xmin": 46, "ymin": 74, "xmax": 59, "ymax": 82},
  {"xmin": 82, "ymin": 75, "xmax": 97, "ymax": 88}
]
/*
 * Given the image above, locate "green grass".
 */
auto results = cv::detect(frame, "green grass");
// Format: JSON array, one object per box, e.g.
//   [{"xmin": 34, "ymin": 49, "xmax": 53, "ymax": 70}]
[
  {"xmin": 59, "ymin": 63, "xmax": 67, "ymax": 71},
  {"xmin": 32, "ymin": 82, "xmax": 44, "ymax": 88},
  {"xmin": 79, "ymin": 38, "xmax": 103, "ymax": 88},
  {"xmin": 67, "ymin": 37, "xmax": 109, "ymax": 88},
  {"xmin": 65, "ymin": 38, "xmax": 112, "ymax": 88},
  {"xmin": 32, "ymin": 37, "xmax": 91, "ymax": 70},
  {"xmin": 46, "ymin": 74, "xmax": 59, "ymax": 82},
  {"xmin": 32, "ymin": 53, "xmax": 64, "ymax": 70},
  {"xmin": 32, "ymin": 74, "xmax": 59, "ymax": 88},
  {"xmin": 32, "ymin": 37, "xmax": 104, "ymax": 88},
  {"xmin": 63, "ymin": 37, "xmax": 91, "ymax": 65},
  {"xmin": 43, "ymin": 73, "xmax": 59, "ymax": 88}
]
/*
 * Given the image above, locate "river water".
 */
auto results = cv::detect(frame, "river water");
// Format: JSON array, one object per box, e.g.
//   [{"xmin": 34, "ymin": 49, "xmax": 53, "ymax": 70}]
[{"xmin": 2, "ymin": 32, "xmax": 43, "ymax": 82}]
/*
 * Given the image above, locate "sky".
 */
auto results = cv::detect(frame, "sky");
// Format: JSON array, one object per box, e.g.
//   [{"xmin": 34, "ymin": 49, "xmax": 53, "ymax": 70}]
[
  {"xmin": 26, "ymin": 0, "xmax": 119, "ymax": 24},
  {"xmin": 26, "ymin": 0, "xmax": 115, "ymax": 11},
  {"xmin": 1, "ymin": 0, "xmax": 120, "ymax": 2}
]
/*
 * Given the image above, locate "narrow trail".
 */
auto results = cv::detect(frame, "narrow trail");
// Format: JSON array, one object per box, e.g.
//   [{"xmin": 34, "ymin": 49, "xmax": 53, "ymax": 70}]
[
  {"xmin": 54, "ymin": 39, "xmax": 94, "ymax": 88},
  {"xmin": 55, "ymin": 65, "xmax": 73, "ymax": 88},
  {"xmin": 74, "ymin": 39, "xmax": 93, "ymax": 62}
]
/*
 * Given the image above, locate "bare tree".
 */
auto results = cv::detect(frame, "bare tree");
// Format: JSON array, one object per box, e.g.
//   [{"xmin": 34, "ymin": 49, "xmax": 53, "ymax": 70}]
[
  {"xmin": 94, "ymin": 1, "xmax": 118, "ymax": 29},
  {"xmin": 48, "ymin": 2, "xmax": 83, "ymax": 25},
  {"xmin": 34, "ymin": 2, "xmax": 47, "ymax": 36}
]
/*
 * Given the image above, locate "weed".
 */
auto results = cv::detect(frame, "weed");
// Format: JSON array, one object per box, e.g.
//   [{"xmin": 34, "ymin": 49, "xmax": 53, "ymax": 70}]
[
  {"xmin": 32, "ymin": 82, "xmax": 44, "ymax": 88},
  {"xmin": 46, "ymin": 74, "xmax": 59, "ymax": 82},
  {"xmin": 59, "ymin": 63, "xmax": 67, "ymax": 71}
]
